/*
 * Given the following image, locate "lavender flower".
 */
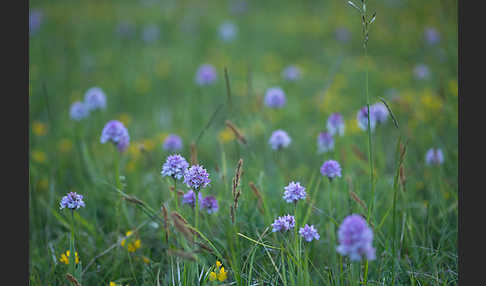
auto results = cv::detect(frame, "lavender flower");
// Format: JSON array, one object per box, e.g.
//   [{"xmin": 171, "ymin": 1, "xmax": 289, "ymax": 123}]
[
  {"xmin": 335, "ymin": 27, "xmax": 350, "ymax": 43},
  {"xmin": 299, "ymin": 224, "xmax": 320, "ymax": 242},
  {"xmin": 218, "ymin": 21, "xmax": 238, "ymax": 42},
  {"xmin": 198, "ymin": 193, "xmax": 219, "ymax": 214},
  {"xmin": 425, "ymin": 148, "xmax": 444, "ymax": 165},
  {"xmin": 371, "ymin": 102, "xmax": 389, "ymax": 124},
  {"xmin": 100, "ymin": 120, "xmax": 130, "ymax": 152},
  {"xmin": 163, "ymin": 134, "xmax": 183, "ymax": 152},
  {"xmin": 413, "ymin": 64, "xmax": 430, "ymax": 80},
  {"xmin": 161, "ymin": 154, "xmax": 189, "ymax": 180},
  {"xmin": 264, "ymin": 87, "xmax": 286, "ymax": 108},
  {"xmin": 195, "ymin": 64, "xmax": 217, "ymax": 86},
  {"xmin": 84, "ymin": 87, "xmax": 107, "ymax": 111},
  {"xmin": 183, "ymin": 165, "xmax": 211, "ymax": 190},
  {"xmin": 70, "ymin": 101, "xmax": 89, "ymax": 121},
  {"xmin": 271, "ymin": 215, "xmax": 296, "ymax": 232},
  {"xmin": 424, "ymin": 27, "xmax": 440, "ymax": 45},
  {"xmin": 283, "ymin": 181, "xmax": 307, "ymax": 203},
  {"xmin": 327, "ymin": 113, "xmax": 345, "ymax": 136},
  {"xmin": 317, "ymin": 131, "xmax": 334, "ymax": 154},
  {"xmin": 29, "ymin": 9, "xmax": 43, "ymax": 36},
  {"xmin": 142, "ymin": 24, "xmax": 160, "ymax": 44},
  {"xmin": 182, "ymin": 190, "xmax": 196, "ymax": 207},
  {"xmin": 281, "ymin": 65, "xmax": 301, "ymax": 81},
  {"xmin": 60, "ymin": 192, "xmax": 86, "ymax": 210},
  {"xmin": 336, "ymin": 214, "xmax": 376, "ymax": 261},
  {"xmin": 357, "ymin": 107, "xmax": 376, "ymax": 131},
  {"xmin": 268, "ymin": 130, "xmax": 291, "ymax": 150},
  {"xmin": 320, "ymin": 160, "xmax": 342, "ymax": 181}
]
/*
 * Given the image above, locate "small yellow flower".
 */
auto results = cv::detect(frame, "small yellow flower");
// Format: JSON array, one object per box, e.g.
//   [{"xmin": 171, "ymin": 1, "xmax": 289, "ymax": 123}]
[
  {"xmin": 58, "ymin": 138, "xmax": 73, "ymax": 153},
  {"xmin": 216, "ymin": 260, "xmax": 222, "ymax": 268},
  {"xmin": 59, "ymin": 250, "xmax": 79, "ymax": 265},
  {"xmin": 32, "ymin": 150, "xmax": 47, "ymax": 164},
  {"xmin": 217, "ymin": 267, "xmax": 227, "ymax": 282},
  {"xmin": 209, "ymin": 271, "xmax": 217, "ymax": 281},
  {"xmin": 118, "ymin": 113, "xmax": 132, "ymax": 126},
  {"xmin": 142, "ymin": 256, "xmax": 150, "ymax": 264},
  {"xmin": 121, "ymin": 231, "xmax": 141, "ymax": 252},
  {"xmin": 218, "ymin": 128, "xmax": 235, "ymax": 143},
  {"xmin": 109, "ymin": 282, "xmax": 118, "ymax": 286},
  {"xmin": 32, "ymin": 121, "xmax": 47, "ymax": 136}
]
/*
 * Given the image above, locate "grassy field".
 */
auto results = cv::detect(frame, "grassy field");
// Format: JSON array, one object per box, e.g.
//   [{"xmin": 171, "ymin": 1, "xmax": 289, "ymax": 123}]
[{"xmin": 29, "ymin": 0, "xmax": 458, "ymax": 285}]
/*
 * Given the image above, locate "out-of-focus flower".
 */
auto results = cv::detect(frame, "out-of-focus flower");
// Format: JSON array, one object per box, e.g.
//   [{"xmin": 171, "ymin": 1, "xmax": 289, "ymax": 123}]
[
  {"xmin": 59, "ymin": 250, "xmax": 79, "ymax": 265},
  {"xmin": 371, "ymin": 102, "xmax": 389, "ymax": 124},
  {"xmin": 60, "ymin": 192, "xmax": 85, "ymax": 210},
  {"xmin": 29, "ymin": 9, "xmax": 43, "ymax": 35},
  {"xmin": 218, "ymin": 127, "xmax": 235, "ymax": 143},
  {"xmin": 142, "ymin": 24, "xmax": 160, "ymax": 43},
  {"xmin": 271, "ymin": 215, "xmax": 296, "ymax": 232},
  {"xmin": 84, "ymin": 87, "xmax": 107, "ymax": 111},
  {"xmin": 283, "ymin": 181, "xmax": 306, "ymax": 203},
  {"xmin": 195, "ymin": 64, "xmax": 217, "ymax": 86},
  {"xmin": 425, "ymin": 148, "xmax": 444, "ymax": 165},
  {"xmin": 299, "ymin": 224, "xmax": 320, "ymax": 242},
  {"xmin": 100, "ymin": 120, "xmax": 130, "ymax": 152},
  {"xmin": 32, "ymin": 121, "xmax": 47, "ymax": 136},
  {"xmin": 120, "ymin": 230, "xmax": 142, "ymax": 252},
  {"xmin": 218, "ymin": 21, "xmax": 238, "ymax": 42},
  {"xmin": 182, "ymin": 190, "xmax": 196, "ymax": 207},
  {"xmin": 336, "ymin": 214, "xmax": 376, "ymax": 261},
  {"xmin": 424, "ymin": 27, "xmax": 440, "ymax": 45},
  {"xmin": 70, "ymin": 101, "xmax": 89, "ymax": 121},
  {"xmin": 161, "ymin": 154, "xmax": 189, "ymax": 180},
  {"xmin": 317, "ymin": 131, "xmax": 334, "ymax": 153},
  {"xmin": 163, "ymin": 134, "xmax": 183, "ymax": 152},
  {"xmin": 198, "ymin": 193, "xmax": 219, "ymax": 214},
  {"xmin": 357, "ymin": 107, "xmax": 376, "ymax": 131},
  {"xmin": 268, "ymin": 129, "xmax": 291, "ymax": 150},
  {"xmin": 413, "ymin": 64, "xmax": 430, "ymax": 80},
  {"xmin": 183, "ymin": 165, "xmax": 211, "ymax": 190},
  {"xmin": 320, "ymin": 160, "xmax": 342, "ymax": 181},
  {"xmin": 32, "ymin": 150, "xmax": 47, "ymax": 163},
  {"xmin": 327, "ymin": 113, "xmax": 345, "ymax": 136},
  {"xmin": 335, "ymin": 27, "xmax": 350, "ymax": 43},
  {"xmin": 281, "ymin": 65, "xmax": 301, "ymax": 81},
  {"xmin": 116, "ymin": 21, "xmax": 136, "ymax": 39},
  {"xmin": 264, "ymin": 87, "xmax": 286, "ymax": 108}
]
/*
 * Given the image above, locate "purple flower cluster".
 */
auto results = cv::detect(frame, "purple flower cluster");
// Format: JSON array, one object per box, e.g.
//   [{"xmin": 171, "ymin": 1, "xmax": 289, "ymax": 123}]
[
  {"xmin": 264, "ymin": 87, "xmax": 286, "ymax": 108},
  {"xmin": 317, "ymin": 131, "xmax": 334, "ymax": 154},
  {"xmin": 161, "ymin": 154, "xmax": 189, "ymax": 180},
  {"xmin": 327, "ymin": 113, "xmax": 345, "ymax": 136},
  {"xmin": 281, "ymin": 66, "xmax": 301, "ymax": 81},
  {"xmin": 336, "ymin": 214, "xmax": 376, "ymax": 261},
  {"xmin": 283, "ymin": 181, "xmax": 306, "ymax": 203},
  {"xmin": 70, "ymin": 101, "xmax": 89, "ymax": 121},
  {"xmin": 271, "ymin": 215, "xmax": 295, "ymax": 232},
  {"xmin": 218, "ymin": 21, "xmax": 238, "ymax": 42},
  {"xmin": 371, "ymin": 102, "xmax": 389, "ymax": 124},
  {"xmin": 299, "ymin": 224, "xmax": 320, "ymax": 242},
  {"xmin": 357, "ymin": 107, "xmax": 376, "ymax": 132},
  {"xmin": 198, "ymin": 193, "xmax": 219, "ymax": 214},
  {"xmin": 320, "ymin": 160, "xmax": 342, "ymax": 181},
  {"xmin": 268, "ymin": 130, "xmax": 291, "ymax": 150},
  {"xmin": 100, "ymin": 120, "xmax": 130, "ymax": 152},
  {"xmin": 195, "ymin": 64, "xmax": 217, "ymax": 86},
  {"xmin": 425, "ymin": 148, "xmax": 444, "ymax": 165},
  {"xmin": 163, "ymin": 134, "xmax": 183, "ymax": 152},
  {"xmin": 60, "ymin": 192, "xmax": 86, "ymax": 210},
  {"xmin": 182, "ymin": 190, "xmax": 196, "ymax": 207},
  {"xmin": 183, "ymin": 165, "xmax": 211, "ymax": 190},
  {"xmin": 414, "ymin": 64, "xmax": 430, "ymax": 80},
  {"xmin": 424, "ymin": 27, "xmax": 440, "ymax": 45},
  {"xmin": 29, "ymin": 9, "xmax": 43, "ymax": 36},
  {"xmin": 84, "ymin": 87, "xmax": 107, "ymax": 111}
]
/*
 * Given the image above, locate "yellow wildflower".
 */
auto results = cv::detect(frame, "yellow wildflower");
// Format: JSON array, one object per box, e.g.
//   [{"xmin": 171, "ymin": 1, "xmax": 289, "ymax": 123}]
[
  {"xmin": 216, "ymin": 261, "xmax": 222, "ymax": 268},
  {"xmin": 218, "ymin": 128, "xmax": 235, "ymax": 143},
  {"xmin": 32, "ymin": 150, "xmax": 47, "ymax": 164},
  {"xmin": 32, "ymin": 121, "xmax": 47, "ymax": 136},
  {"xmin": 121, "ymin": 231, "xmax": 141, "ymax": 252},
  {"xmin": 109, "ymin": 282, "xmax": 117, "ymax": 286},
  {"xmin": 117, "ymin": 113, "xmax": 132, "ymax": 126},
  {"xmin": 59, "ymin": 250, "xmax": 79, "ymax": 265},
  {"xmin": 209, "ymin": 272, "xmax": 217, "ymax": 281},
  {"xmin": 218, "ymin": 267, "xmax": 227, "ymax": 282},
  {"xmin": 209, "ymin": 260, "xmax": 228, "ymax": 282},
  {"xmin": 58, "ymin": 138, "xmax": 73, "ymax": 153},
  {"xmin": 142, "ymin": 256, "xmax": 150, "ymax": 264}
]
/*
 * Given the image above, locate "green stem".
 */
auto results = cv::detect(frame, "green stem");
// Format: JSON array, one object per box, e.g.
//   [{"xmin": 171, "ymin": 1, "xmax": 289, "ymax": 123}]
[{"xmin": 69, "ymin": 210, "xmax": 75, "ymax": 276}]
